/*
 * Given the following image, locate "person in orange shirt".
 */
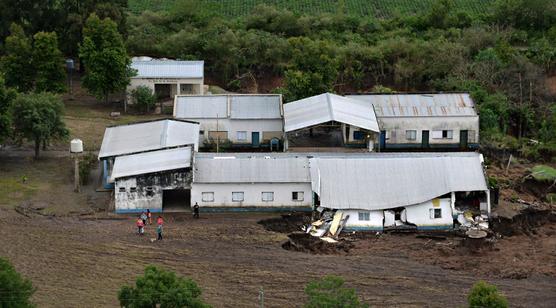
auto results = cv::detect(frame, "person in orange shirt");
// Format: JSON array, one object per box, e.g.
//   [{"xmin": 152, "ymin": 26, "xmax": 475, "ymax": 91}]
[
  {"xmin": 136, "ymin": 217, "xmax": 145, "ymax": 235},
  {"xmin": 147, "ymin": 209, "xmax": 152, "ymax": 225}
]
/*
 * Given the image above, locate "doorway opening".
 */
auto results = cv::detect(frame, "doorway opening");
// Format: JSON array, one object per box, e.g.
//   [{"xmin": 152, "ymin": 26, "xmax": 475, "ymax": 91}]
[{"xmin": 162, "ymin": 189, "xmax": 191, "ymax": 212}]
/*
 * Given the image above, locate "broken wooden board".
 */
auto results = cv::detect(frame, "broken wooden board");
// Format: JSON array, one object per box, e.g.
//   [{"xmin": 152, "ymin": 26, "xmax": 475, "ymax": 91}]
[{"xmin": 329, "ymin": 211, "xmax": 343, "ymax": 236}]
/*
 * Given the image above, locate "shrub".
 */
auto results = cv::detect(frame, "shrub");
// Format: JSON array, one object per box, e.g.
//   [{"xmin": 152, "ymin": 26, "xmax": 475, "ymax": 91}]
[
  {"xmin": 79, "ymin": 153, "xmax": 97, "ymax": 185},
  {"xmin": 0, "ymin": 257, "xmax": 35, "ymax": 308},
  {"xmin": 304, "ymin": 275, "xmax": 367, "ymax": 308},
  {"xmin": 131, "ymin": 85, "xmax": 157, "ymax": 113},
  {"xmin": 118, "ymin": 265, "xmax": 210, "ymax": 308},
  {"xmin": 468, "ymin": 281, "xmax": 508, "ymax": 308}
]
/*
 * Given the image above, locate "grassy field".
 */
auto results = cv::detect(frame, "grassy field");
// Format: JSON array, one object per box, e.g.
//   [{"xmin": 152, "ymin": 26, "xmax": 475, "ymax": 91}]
[{"xmin": 128, "ymin": 0, "xmax": 496, "ymax": 18}]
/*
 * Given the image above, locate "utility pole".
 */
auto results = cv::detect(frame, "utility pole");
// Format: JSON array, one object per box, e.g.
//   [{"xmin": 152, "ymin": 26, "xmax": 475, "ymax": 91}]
[
  {"xmin": 216, "ymin": 113, "xmax": 220, "ymax": 153},
  {"xmin": 258, "ymin": 287, "xmax": 264, "ymax": 308}
]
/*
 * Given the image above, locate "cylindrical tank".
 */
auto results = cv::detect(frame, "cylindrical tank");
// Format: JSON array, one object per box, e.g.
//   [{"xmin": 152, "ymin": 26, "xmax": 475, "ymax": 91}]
[{"xmin": 70, "ymin": 139, "xmax": 83, "ymax": 153}]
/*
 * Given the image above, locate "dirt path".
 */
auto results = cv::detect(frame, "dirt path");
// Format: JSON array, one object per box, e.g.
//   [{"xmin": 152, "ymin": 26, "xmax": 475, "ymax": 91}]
[{"xmin": 0, "ymin": 210, "xmax": 554, "ymax": 308}]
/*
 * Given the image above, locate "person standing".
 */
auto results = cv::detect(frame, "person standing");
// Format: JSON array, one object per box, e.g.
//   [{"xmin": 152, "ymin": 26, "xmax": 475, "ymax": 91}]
[
  {"xmin": 157, "ymin": 215, "xmax": 164, "ymax": 226},
  {"xmin": 136, "ymin": 217, "xmax": 145, "ymax": 235},
  {"xmin": 147, "ymin": 209, "xmax": 152, "ymax": 225},
  {"xmin": 140, "ymin": 211, "xmax": 147, "ymax": 226},
  {"xmin": 157, "ymin": 224, "xmax": 163, "ymax": 241},
  {"xmin": 193, "ymin": 202, "xmax": 199, "ymax": 219}
]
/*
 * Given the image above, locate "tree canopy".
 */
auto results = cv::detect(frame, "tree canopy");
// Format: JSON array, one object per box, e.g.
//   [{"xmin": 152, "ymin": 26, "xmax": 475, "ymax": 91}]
[
  {"xmin": 0, "ymin": 76, "xmax": 16, "ymax": 144},
  {"xmin": 468, "ymin": 281, "xmax": 508, "ymax": 308},
  {"xmin": 1, "ymin": 23, "xmax": 34, "ymax": 91},
  {"xmin": 33, "ymin": 31, "xmax": 66, "ymax": 93},
  {"xmin": 304, "ymin": 275, "xmax": 367, "ymax": 308},
  {"xmin": 0, "ymin": 257, "xmax": 35, "ymax": 308},
  {"xmin": 118, "ymin": 265, "xmax": 210, "ymax": 308},
  {"xmin": 79, "ymin": 13, "xmax": 133, "ymax": 103},
  {"xmin": 11, "ymin": 92, "xmax": 69, "ymax": 158}
]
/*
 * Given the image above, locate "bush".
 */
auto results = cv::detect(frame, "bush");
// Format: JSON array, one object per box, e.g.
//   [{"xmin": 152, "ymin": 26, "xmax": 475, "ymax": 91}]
[
  {"xmin": 131, "ymin": 85, "xmax": 157, "ymax": 113},
  {"xmin": 304, "ymin": 275, "xmax": 367, "ymax": 308},
  {"xmin": 79, "ymin": 153, "xmax": 97, "ymax": 185},
  {"xmin": 118, "ymin": 265, "xmax": 210, "ymax": 308},
  {"xmin": 0, "ymin": 257, "xmax": 35, "ymax": 308},
  {"xmin": 468, "ymin": 281, "xmax": 508, "ymax": 308}
]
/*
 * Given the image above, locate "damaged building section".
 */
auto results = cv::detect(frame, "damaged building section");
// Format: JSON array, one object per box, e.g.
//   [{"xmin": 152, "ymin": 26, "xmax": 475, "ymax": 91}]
[
  {"xmin": 306, "ymin": 153, "xmax": 491, "ymax": 238},
  {"xmin": 111, "ymin": 147, "xmax": 194, "ymax": 213}
]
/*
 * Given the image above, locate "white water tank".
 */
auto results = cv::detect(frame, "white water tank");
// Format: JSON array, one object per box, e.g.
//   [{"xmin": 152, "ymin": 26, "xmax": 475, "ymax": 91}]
[{"xmin": 70, "ymin": 139, "xmax": 83, "ymax": 153}]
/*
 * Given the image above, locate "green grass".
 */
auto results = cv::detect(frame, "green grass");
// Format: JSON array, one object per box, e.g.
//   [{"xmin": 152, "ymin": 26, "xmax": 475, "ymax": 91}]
[
  {"xmin": 128, "ymin": 0, "xmax": 495, "ymax": 18},
  {"xmin": 0, "ymin": 178, "xmax": 39, "ymax": 208},
  {"xmin": 531, "ymin": 165, "xmax": 556, "ymax": 182}
]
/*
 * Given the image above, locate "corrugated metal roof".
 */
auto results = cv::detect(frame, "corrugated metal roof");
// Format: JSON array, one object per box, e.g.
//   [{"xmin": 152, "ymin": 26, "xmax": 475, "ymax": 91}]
[
  {"xmin": 194, "ymin": 155, "xmax": 310, "ymax": 183},
  {"xmin": 283, "ymin": 93, "xmax": 379, "ymax": 132},
  {"xmin": 131, "ymin": 60, "xmax": 204, "ymax": 79},
  {"xmin": 346, "ymin": 93, "xmax": 477, "ymax": 117},
  {"xmin": 230, "ymin": 95, "xmax": 281, "ymax": 119},
  {"xmin": 309, "ymin": 153, "xmax": 487, "ymax": 211},
  {"xmin": 111, "ymin": 147, "xmax": 192, "ymax": 180},
  {"xmin": 174, "ymin": 94, "xmax": 282, "ymax": 119},
  {"xmin": 174, "ymin": 96, "xmax": 228, "ymax": 118},
  {"xmin": 98, "ymin": 119, "xmax": 200, "ymax": 159}
]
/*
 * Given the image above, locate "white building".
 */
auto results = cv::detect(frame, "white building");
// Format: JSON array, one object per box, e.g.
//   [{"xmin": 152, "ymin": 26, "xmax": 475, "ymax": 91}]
[
  {"xmin": 98, "ymin": 119, "xmax": 200, "ymax": 189},
  {"xmin": 283, "ymin": 93, "xmax": 380, "ymax": 150},
  {"xmin": 112, "ymin": 147, "xmax": 193, "ymax": 213},
  {"xmin": 191, "ymin": 153, "xmax": 312, "ymax": 211},
  {"xmin": 309, "ymin": 152, "xmax": 490, "ymax": 231},
  {"xmin": 127, "ymin": 58, "xmax": 204, "ymax": 106},
  {"xmin": 346, "ymin": 93, "xmax": 480, "ymax": 150},
  {"xmin": 174, "ymin": 94, "xmax": 284, "ymax": 148}
]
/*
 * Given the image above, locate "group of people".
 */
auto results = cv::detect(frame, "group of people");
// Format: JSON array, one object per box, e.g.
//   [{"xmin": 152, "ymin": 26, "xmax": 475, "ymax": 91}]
[{"xmin": 136, "ymin": 209, "xmax": 164, "ymax": 241}]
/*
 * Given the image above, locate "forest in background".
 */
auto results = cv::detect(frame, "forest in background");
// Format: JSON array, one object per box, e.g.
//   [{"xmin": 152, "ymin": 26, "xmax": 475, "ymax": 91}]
[{"xmin": 0, "ymin": 0, "xmax": 555, "ymax": 159}]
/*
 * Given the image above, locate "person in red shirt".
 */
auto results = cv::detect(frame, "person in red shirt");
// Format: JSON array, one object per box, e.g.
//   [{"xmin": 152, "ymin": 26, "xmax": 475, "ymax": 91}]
[
  {"xmin": 157, "ymin": 215, "xmax": 164, "ymax": 226},
  {"xmin": 136, "ymin": 217, "xmax": 145, "ymax": 235}
]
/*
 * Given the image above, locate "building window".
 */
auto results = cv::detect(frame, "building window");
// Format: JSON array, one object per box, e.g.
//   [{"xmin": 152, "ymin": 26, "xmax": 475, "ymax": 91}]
[
  {"xmin": 232, "ymin": 192, "xmax": 244, "ymax": 202},
  {"xmin": 292, "ymin": 191, "xmax": 304, "ymax": 201},
  {"xmin": 118, "ymin": 187, "xmax": 126, "ymax": 193},
  {"xmin": 358, "ymin": 212, "xmax": 370, "ymax": 221},
  {"xmin": 237, "ymin": 131, "xmax": 247, "ymax": 141},
  {"xmin": 261, "ymin": 192, "xmax": 274, "ymax": 202},
  {"xmin": 199, "ymin": 130, "xmax": 205, "ymax": 135},
  {"xmin": 145, "ymin": 186, "xmax": 154, "ymax": 197},
  {"xmin": 130, "ymin": 187, "xmax": 137, "ymax": 193},
  {"xmin": 202, "ymin": 192, "xmax": 214, "ymax": 202},
  {"xmin": 432, "ymin": 130, "xmax": 453, "ymax": 139},
  {"xmin": 405, "ymin": 130, "xmax": 417, "ymax": 140},
  {"xmin": 353, "ymin": 131, "xmax": 365, "ymax": 140},
  {"xmin": 430, "ymin": 208, "xmax": 442, "ymax": 219}
]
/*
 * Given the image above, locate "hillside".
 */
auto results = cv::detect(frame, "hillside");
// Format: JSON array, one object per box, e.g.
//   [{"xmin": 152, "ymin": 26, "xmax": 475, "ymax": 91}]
[{"xmin": 128, "ymin": 0, "xmax": 496, "ymax": 18}]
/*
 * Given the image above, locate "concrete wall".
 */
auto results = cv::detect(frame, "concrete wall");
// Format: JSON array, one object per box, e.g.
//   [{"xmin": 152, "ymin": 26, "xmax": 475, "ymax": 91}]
[
  {"xmin": 340, "ymin": 209, "xmax": 384, "ymax": 231},
  {"xmin": 187, "ymin": 119, "xmax": 283, "ymax": 145},
  {"xmin": 404, "ymin": 198, "xmax": 454, "ymax": 230},
  {"xmin": 191, "ymin": 182, "xmax": 312, "ymax": 209},
  {"xmin": 378, "ymin": 116, "xmax": 479, "ymax": 147},
  {"xmin": 115, "ymin": 170, "xmax": 192, "ymax": 213},
  {"xmin": 127, "ymin": 77, "xmax": 204, "ymax": 103}
]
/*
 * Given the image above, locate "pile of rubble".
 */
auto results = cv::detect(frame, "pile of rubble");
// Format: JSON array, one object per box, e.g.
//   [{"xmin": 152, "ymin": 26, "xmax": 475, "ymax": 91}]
[{"xmin": 301, "ymin": 210, "xmax": 348, "ymax": 243}]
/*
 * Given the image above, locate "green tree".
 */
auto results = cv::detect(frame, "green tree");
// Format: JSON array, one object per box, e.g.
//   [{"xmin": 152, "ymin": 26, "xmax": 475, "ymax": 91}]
[
  {"xmin": 1, "ymin": 23, "xmax": 35, "ymax": 91},
  {"xmin": 468, "ymin": 281, "xmax": 508, "ymax": 308},
  {"xmin": 118, "ymin": 265, "xmax": 210, "ymax": 308},
  {"xmin": 11, "ymin": 92, "xmax": 69, "ymax": 158},
  {"xmin": 131, "ymin": 86, "xmax": 157, "ymax": 113},
  {"xmin": 0, "ymin": 76, "xmax": 16, "ymax": 144},
  {"xmin": 0, "ymin": 257, "xmax": 35, "ymax": 308},
  {"xmin": 33, "ymin": 31, "xmax": 66, "ymax": 93},
  {"xmin": 304, "ymin": 275, "xmax": 367, "ymax": 308},
  {"xmin": 79, "ymin": 13, "xmax": 133, "ymax": 103}
]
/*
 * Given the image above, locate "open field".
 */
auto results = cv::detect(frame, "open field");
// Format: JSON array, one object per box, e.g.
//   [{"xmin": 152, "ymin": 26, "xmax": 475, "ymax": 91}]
[{"xmin": 128, "ymin": 0, "xmax": 495, "ymax": 18}]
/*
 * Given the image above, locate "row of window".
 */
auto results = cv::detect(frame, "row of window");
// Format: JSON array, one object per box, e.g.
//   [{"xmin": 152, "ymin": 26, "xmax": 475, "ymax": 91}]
[
  {"xmin": 201, "ymin": 191, "xmax": 305, "ymax": 202},
  {"xmin": 404, "ymin": 130, "xmax": 453, "ymax": 140},
  {"xmin": 357, "ymin": 208, "xmax": 442, "ymax": 221}
]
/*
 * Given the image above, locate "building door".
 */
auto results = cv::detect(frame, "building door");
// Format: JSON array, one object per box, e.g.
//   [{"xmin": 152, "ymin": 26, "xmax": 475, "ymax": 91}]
[
  {"xmin": 379, "ymin": 130, "xmax": 386, "ymax": 150},
  {"xmin": 251, "ymin": 132, "xmax": 260, "ymax": 147},
  {"xmin": 460, "ymin": 130, "xmax": 468, "ymax": 149},
  {"xmin": 422, "ymin": 130, "xmax": 429, "ymax": 148}
]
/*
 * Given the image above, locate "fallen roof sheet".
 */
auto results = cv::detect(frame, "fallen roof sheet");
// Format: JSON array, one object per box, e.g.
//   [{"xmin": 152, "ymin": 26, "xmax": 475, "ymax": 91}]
[
  {"xmin": 194, "ymin": 155, "xmax": 310, "ymax": 183},
  {"xmin": 174, "ymin": 94, "xmax": 282, "ymax": 119},
  {"xmin": 98, "ymin": 119, "xmax": 199, "ymax": 159},
  {"xmin": 309, "ymin": 152, "xmax": 487, "ymax": 210},
  {"xmin": 111, "ymin": 147, "xmax": 192, "ymax": 180},
  {"xmin": 284, "ymin": 93, "xmax": 379, "ymax": 132},
  {"xmin": 131, "ymin": 60, "xmax": 204, "ymax": 79},
  {"xmin": 346, "ymin": 93, "xmax": 477, "ymax": 117}
]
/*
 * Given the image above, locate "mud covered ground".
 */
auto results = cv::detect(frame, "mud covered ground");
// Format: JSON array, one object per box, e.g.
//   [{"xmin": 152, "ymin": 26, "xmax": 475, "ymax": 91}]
[{"xmin": 0, "ymin": 209, "xmax": 554, "ymax": 308}]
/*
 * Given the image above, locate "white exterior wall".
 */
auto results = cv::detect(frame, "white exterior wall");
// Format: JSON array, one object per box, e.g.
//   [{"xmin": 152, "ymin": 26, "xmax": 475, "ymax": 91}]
[
  {"xmin": 404, "ymin": 198, "xmax": 454, "ymax": 229},
  {"xmin": 379, "ymin": 116, "xmax": 479, "ymax": 145},
  {"xmin": 190, "ymin": 119, "xmax": 283, "ymax": 144},
  {"xmin": 191, "ymin": 183, "xmax": 312, "ymax": 208},
  {"xmin": 127, "ymin": 77, "xmax": 204, "ymax": 103},
  {"xmin": 340, "ymin": 210, "xmax": 384, "ymax": 231},
  {"xmin": 115, "ymin": 178, "xmax": 163, "ymax": 212}
]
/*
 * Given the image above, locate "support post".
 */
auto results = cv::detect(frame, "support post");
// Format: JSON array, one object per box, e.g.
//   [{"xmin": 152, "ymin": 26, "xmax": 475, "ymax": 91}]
[
  {"xmin": 259, "ymin": 287, "xmax": 264, "ymax": 308},
  {"xmin": 74, "ymin": 155, "xmax": 80, "ymax": 193}
]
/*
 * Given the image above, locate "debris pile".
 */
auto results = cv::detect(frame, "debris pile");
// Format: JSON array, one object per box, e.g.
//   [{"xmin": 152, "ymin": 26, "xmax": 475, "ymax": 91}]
[
  {"xmin": 282, "ymin": 233, "xmax": 353, "ymax": 254},
  {"xmin": 302, "ymin": 209, "xmax": 349, "ymax": 241}
]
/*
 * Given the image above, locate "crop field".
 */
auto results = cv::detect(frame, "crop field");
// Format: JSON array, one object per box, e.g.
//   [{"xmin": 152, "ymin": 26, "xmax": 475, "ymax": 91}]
[{"xmin": 128, "ymin": 0, "xmax": 496, "ymax": 18}]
